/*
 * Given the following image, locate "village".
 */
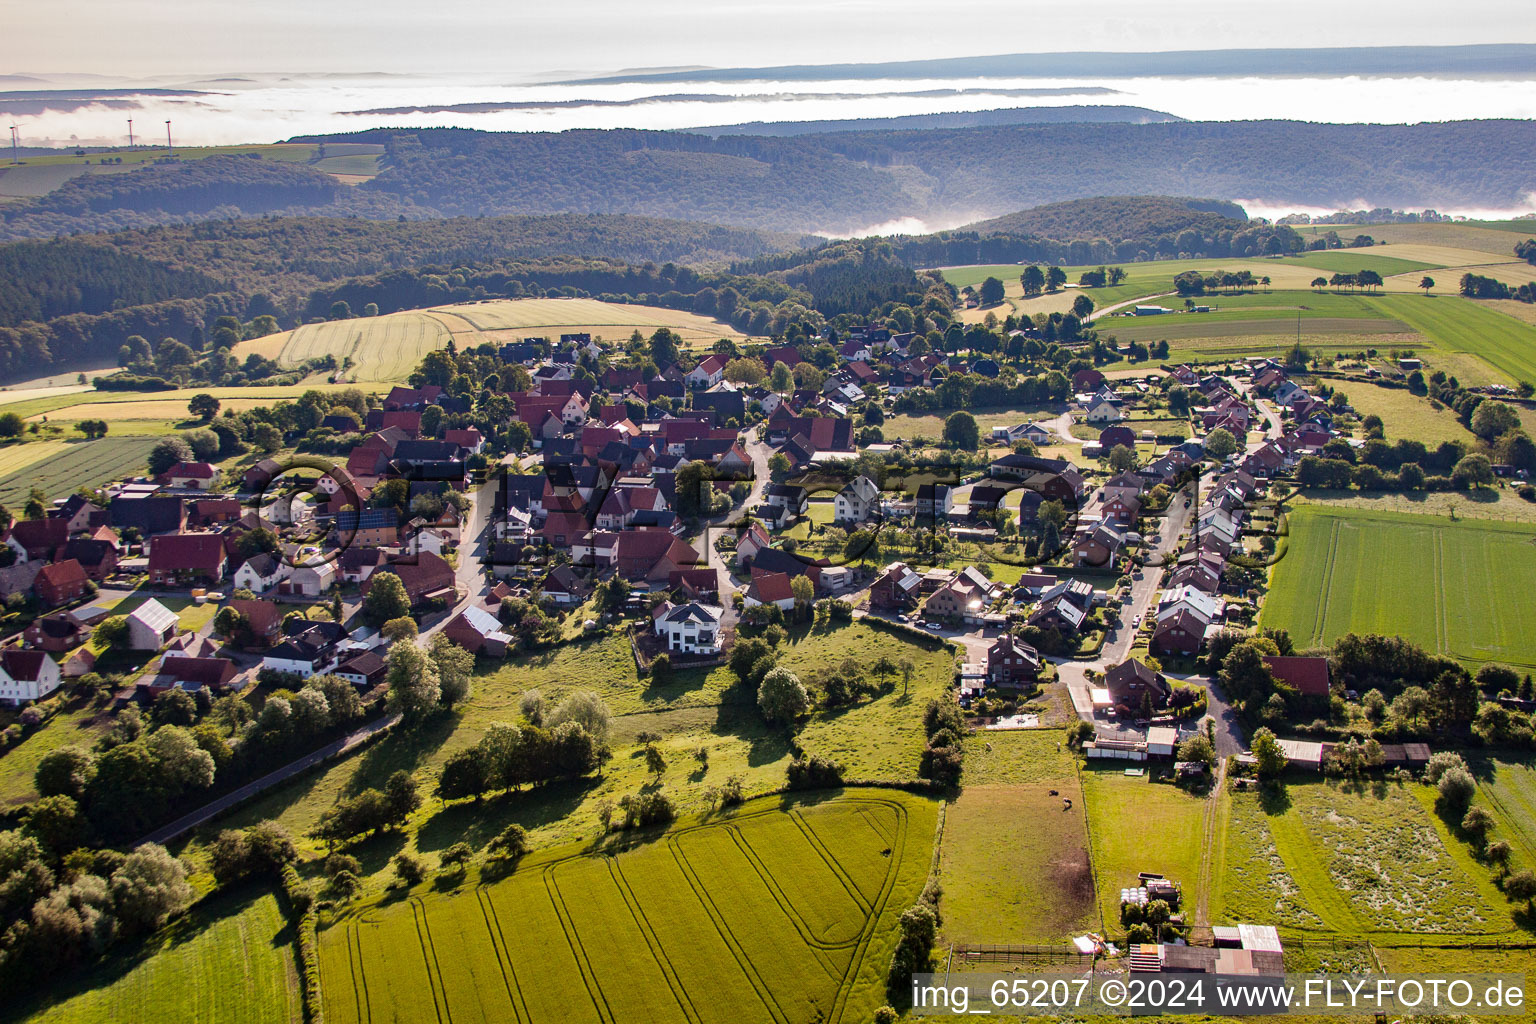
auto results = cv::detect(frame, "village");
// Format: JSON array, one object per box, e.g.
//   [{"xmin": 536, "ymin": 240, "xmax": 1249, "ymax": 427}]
[{"xmin": 0, "ymin": 318, "xmax": 1444, "ymax": 788}]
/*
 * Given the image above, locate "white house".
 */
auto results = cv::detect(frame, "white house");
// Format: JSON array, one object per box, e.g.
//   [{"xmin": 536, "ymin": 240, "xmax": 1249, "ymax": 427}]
[
  {"xmin": 0, "ymin": 648, "xmax": 63, "ymax": 705},
  {"xmin": 653, "ymin": 602, "xmax": 723, "ymax": 655},
  {"xmin": 686, "ymin": 355, "xmax": 727, "ymax": 388},
  {"xmin": 233, "ymin": 553, "xmax": 290, "ymax": 593},
  {"xmin": 834, "ymin": 475, "xmax": 881, "ymax": 524},
  {"xmin": 127, "ymin": 599, "xmax": 180, "ymax": 651}
]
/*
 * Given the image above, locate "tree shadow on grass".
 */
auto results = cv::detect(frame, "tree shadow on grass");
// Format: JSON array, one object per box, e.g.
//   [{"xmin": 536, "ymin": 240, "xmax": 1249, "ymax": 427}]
[
  {"xmin": 335, "ymin": 827, "xmax": 409, "ymax": 879},
  {"xmin": 340, "ymin": 714, "xmax": 457, "ymax": 799},
  {"xmin": 415, "ymin": 775, "xmax": 600, "ymax": 854},
  {"xmin": 1, "ymin": 884, "xmax": 282, "ymax": 1021},
  {"xmin": 1258, "ymin": 781, "xmax": 1293, "ymax": 816}
]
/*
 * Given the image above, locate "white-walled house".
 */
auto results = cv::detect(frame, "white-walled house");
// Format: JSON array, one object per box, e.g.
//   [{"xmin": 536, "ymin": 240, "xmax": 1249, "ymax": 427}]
[
  {"xmin": 653, "ymin": 602, "xmax": 723, "ymax": 655},
  {"xmin": 835, "ymin": 475, "xmax": 880, "ymax": 524},
  {"xmin": 233, "ymin": 553, "xmax": 291, "ymax": 593},
  {"xmin": 0, "ymin": 648, "xmax": 63, "ymax": 705}
]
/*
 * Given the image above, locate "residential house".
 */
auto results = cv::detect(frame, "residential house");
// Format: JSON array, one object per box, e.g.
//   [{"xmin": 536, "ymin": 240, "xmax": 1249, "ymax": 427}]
[
  {"xmin": 233, "ymin": 553, "xmax": 289, "ymax": 593},
  {"xmin": 653, "ymin": 602, "xmax": 723, "ymax": 655},
  {"xmin": 153, "ymin": 655, "xmax": 237, "ymax": 693},
  {"xmin": 262, "ymin": 630, "xmax": 342, "ymax": 678},
  {"xmin": 742, "ymin": 571, "xmax": 796, "ymax": 611},
  {"xmin": 333, "ymin": 650, "xmax": 387, "ymax": 690},
  {"xmin": 442, "ymin": 606, "xmax": 513, "ymax": 656},
  {"xmin": 334, "ymin": 507, "xmax": 400, "ymax": 548},
  {"xmin": 925, "ymin": 577, "xmax": 983, "ymax": 623},
  {"xmin": 147, "ymin": 533, "xmax": 226, "ymax": 586},
  {"xmin": 1073, "ymin": 523, "xmax": 1126, "ymax": 568},
  {"xmin": 870, "ymin": 561, "xmax": 921, "ymax": 610},
  {"xmin": 159, "ymin": 462, "xmax": 219, "ymax": 490},
  {"xmin": 764, "ymin": 484, "xmax": 809, "ymax": 517},
  {"xmin": 539, "ymin": 566, "xmax": 587, "ymax": 607},
  {"xmin": 834, "ymin": 475, "xmax": 881, "ymax": 524},
  {"xmin": 986, "ymin": 634, "xmax": 1041, "ymax": 690},
  {"xmin": 34, "ymin": 560, "xmax": 89, "ymax": 607},
  {"xmin": 5, "ymin": 518, "xmax": 68, "ymax": 563},
  {"xmin": 735, "ymin": 522, "xmax": 772, "ymax": 567},
  {"xmin": 1263, "ymin": 656, "xmax": 1332, "ymax": 698},
  {"xmin": 914, "ymin": 483, "xmax": 953, "ymax": 524},
  {"xmin": 226, "ymin": 598, "xmax": 283, "ymax": 647},
  {"xmin": 50, "ymin": 495, "xmax": 106, "ymax": 534},
  {"xmin": 338, "ymin": 547, "xmax": 386, "ymax": 586},
  {"xmin": 0, "ymin": 647, "xmax": 62, "ymax": 705},
  {"xmin": 1084, "ymin": 392, "xmax": 1125, "ymax": 424},
  {"xmin": 23, "ymin": 611, "xmax": 91, "ymax": 653},
  {"xmin": 1151, "ymin": 607, "xmax": 1206, "ymax": 657},
  {"xmin": 613, "ymin": 530, "xmax": 698, "ymax": 583},
  {"xmin": 1027, "ymin": 595, "xmax": 1085, "ymax": 634},
  {"xmin": 366, "ymin": 552, "xmax": 457, "ymax": 608},
  {"xmin": 687, "ymin": 355, "xmax": 727, "ymax": 388},
  {"xmin": 1104, "ymin": 659, "xmax": 1169, "ymax": 712}
]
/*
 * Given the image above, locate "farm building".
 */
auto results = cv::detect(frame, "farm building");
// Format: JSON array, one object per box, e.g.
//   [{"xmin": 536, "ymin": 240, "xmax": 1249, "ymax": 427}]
[{"xmin": 126, "ymin": 599, "xmax": 180, "ymax": 651}]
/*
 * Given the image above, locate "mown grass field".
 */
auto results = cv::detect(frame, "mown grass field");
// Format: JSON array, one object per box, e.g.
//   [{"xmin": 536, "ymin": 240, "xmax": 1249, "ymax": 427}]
[
  {"xmin": 0, "ymin": 436, "xmax": 160, "ymax": 507},
  {"xmin": 1262, "ymin": 780, "xmax": 1506, "ymax": 935},
  {"xmin": 1363, "ymin": 294, "xmax": 1536, "ymax": 385},
  {"xmin": 1261, "ymin": 506, "xmax": 1536, "ymax": 670},
  {"xmin": 274, "ymin": 311, "xmax": 452, "ymax": 382},
  {"xmin": 941, "ymin": 732, "xmax": 1097, "ymax": 943},
  {"xmin": 239, "ymin": 298, "xmax": 755, "ymax": 383},
  {"xmin": 318, "ymin": 791, "xmax": 936, "ymax": 1024},
  {"xmin": 0, "ymin": 382, "xmax": 384, "ymax": 422},
  {"xmin": 883, "ymin": 404, "xmax": 1059, "ymax": 441},
  {"xmin": 1080, "ymin": 768, "xmax": 1208, "ymax": 931},
  {"xmin": 1339, "ymin": 381, "xmax": 1474, "ymax": 445},
  {"xmin": 9, "ymin": 888, "xmax": 301, "ymax": 1024},
  {"xmin": 1473, "ymin": 758, "xmax": 1536, "ymax": 874}
]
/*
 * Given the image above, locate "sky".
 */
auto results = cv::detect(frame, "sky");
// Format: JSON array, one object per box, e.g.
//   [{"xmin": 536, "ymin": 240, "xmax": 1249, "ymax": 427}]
[{"xmin": 8, "ymin": 0, "xmax": 1536, "ymax": 78}]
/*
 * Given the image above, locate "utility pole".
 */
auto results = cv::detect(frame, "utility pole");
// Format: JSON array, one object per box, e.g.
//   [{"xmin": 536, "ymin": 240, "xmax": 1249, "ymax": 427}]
[
  {"xmin": 165, "ymin": 120, "xmax": 172, "ymax": 155},
  {"xmin": 127, "ymin": 119, "xmax": 134, "ymax": 148}
]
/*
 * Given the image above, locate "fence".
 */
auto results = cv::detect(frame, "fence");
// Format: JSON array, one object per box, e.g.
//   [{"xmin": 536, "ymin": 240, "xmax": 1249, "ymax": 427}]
[{"xmin": 951, "ymin": 944, "xmax": 1097, "ymax": 967}]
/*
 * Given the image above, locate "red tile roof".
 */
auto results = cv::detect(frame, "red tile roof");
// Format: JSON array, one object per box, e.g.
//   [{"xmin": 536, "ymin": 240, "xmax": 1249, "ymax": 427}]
[
  {"xmin": 147, "ymin": 533, "xmax": 227, "ymax": 574},
  {"xmin": 1264, "ymin": 656, "xmax": 1331, "ymax": 697}
]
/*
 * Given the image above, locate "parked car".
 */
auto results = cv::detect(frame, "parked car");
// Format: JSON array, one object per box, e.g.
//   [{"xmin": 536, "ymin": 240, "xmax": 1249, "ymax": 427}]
[{"xmin": 924, "ymin": 622, "xmax": 942, "ymax": 631}]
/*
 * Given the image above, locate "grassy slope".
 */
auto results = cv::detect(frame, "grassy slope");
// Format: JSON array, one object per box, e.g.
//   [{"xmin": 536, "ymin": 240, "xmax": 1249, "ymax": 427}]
[
  {"xmin": 186, "ymin": 623, "xmax": 954, "ymax": 878},
  {"xmin": 1262, "ymin": 505, "xmax": 1536, "ymax": 669},
  {"xmin": 8, "ymin": 888, "xmax": 301, "ymax": 1024}
]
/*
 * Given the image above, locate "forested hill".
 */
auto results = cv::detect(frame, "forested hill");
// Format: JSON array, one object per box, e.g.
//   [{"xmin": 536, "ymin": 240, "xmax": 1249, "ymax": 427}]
[
  {"xmin": 960, "ymin": 196, "xmax": 1249, "ymax": 241},
  {"xmin": 3, "ymin": 120, "xmax": 1534, "ymax": 239},
  {"xmin": 0, "ymin": 213, "xmax": 813, "ymax": 324},
  {"xmin": 687, "ymin": 104, "xmax": 1182, "ymax": 137}
]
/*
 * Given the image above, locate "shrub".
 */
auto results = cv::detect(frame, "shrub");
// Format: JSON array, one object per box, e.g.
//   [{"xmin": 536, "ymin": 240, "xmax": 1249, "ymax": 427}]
[
  {"xmin": 1437, "ymin": 767, "xmax": 1476, "ymax": 811},
  {"xmin": 393, "ymin": 853, "xmax": 426, "ymax": 886},
  {"xmin": 786, "ymin": 754, "xmax": 845, "ymax": 790}
]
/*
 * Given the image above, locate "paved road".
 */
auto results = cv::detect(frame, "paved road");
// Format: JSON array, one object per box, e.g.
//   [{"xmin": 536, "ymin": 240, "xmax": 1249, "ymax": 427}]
[{"xmin": 138, "ymin": 713, "xmax": 400, "ymax": 847}]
